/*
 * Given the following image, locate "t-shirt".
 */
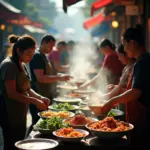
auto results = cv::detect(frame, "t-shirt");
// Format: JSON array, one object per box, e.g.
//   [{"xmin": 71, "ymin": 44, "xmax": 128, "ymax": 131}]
[
  {"xmin": 119, "ymin": 63, "xmax": 135, "ymax": 88},
  {"xmin": 29, "ymin": 51, "xmax": 46, "ymax": 88},
  {"xmin": 0, "ymin": 57, "xmax": 30, "ymax": 94},
  {"xmin": 132, "ymin": 52, "xmax": 150, "ymax": 108},
  {"xmin": 60, "ymin": 51, "xmax": 69, "ymax": 65},
  {"xmin": 102, "ymin": 51, "xmax": 124, "ymax": 84},
  {"xmin": 29, "ymin": 50, "xmax": 57, "ymax": 98},
  {"xmin": 48, "ymin": 49, "xmax": 60, "ymax": 65}
]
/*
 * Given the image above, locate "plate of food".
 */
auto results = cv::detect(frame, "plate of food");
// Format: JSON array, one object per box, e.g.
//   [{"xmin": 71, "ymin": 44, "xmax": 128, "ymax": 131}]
[
  {"xmin": 15, "ymin": 138, "xmax": 58, "ymax": 150},
  {"xmin": 65, "ymin": 93, "xmax": 88, "ymax": 99},
  {"xmin": 85, "ymin": 117, "xmax": 134, "ymax": 139},
  {"xmin": 34, "ymin": 116, "xmax": 70, "ymax": 135},
  {"xmin": 53, "ymin": 97, "xmax": 81, "ymax": 105},
  {"xmin": 107, "ymin": 109, "xmax": 124, "ymax": 120},
  {"xmin": 63, "ymin": 114, "xmax": 98, "ymax": 129},
  {"xmin": 48, "ymin": 103, "xmax": 79, "ymax": 112},
  {"xmin": 73, "ymin": 89, "xmax": 95, "ymax": 95},
  {"xmin": 53, "ymin": 127, "xmax": 89, "ymax": 142},
  {"xmin": 57, "ymin": 84, "xmax": 78, "ymax": 90},
  {"xmin": 68, "ymin": 78, "xmax": 86, "ymax": 87},
  {"xmin": 38, "ymin": 110, "xmax": 75, "ymax": 119}
]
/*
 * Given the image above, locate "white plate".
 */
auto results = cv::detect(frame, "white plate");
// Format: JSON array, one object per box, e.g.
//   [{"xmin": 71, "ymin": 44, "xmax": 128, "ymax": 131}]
[
  {"xmin": 15, "ymin": 138, "xmax": 58, "ymax": 150},
  {"xmin": 53, "ymin": 128, "xmax": 89, "ymax": 142},
  {"xmin": 73, "ymin": 90, "xmax": 95, "ymax": 94},
  {"xmin": 57, "ymin": 85, "xmax": 78, "ymax": 90},
  {"xmin": 48, "ymin": 105, "xmax": 79, "ymax": 111},
  {"xmin": 38, "ymin": 110, "xmax": 75, "ymax": 119},
  {"xmin": 53, "ymin": 97, "xmax": 81, "ymax": 103}
]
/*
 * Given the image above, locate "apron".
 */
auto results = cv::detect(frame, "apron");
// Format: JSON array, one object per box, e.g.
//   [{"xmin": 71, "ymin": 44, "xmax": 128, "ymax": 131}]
[
  {"xmin": 35, "ymin": 53, "xmax": 57, "ymax": 99},
  {"xmin": 126, "ymin": 69, "xmax": 148, "ymax": 149},
  {"xmin": 0, "ymin": 64, "xmax": 30, "ymax": 150}
]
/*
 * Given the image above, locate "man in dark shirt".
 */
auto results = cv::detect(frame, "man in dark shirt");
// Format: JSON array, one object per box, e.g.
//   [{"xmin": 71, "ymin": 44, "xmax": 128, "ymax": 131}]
[
  {"xmin": 132, "ymin": 52, "xmax": 150, "ymax": 107},
  {"xmin": 28, "ymin": 35, "xmax": 70, "ymax": 134}
]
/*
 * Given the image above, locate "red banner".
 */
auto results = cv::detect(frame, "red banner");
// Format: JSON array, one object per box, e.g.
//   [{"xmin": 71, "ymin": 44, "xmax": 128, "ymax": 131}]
[{"xmin": 91, "ymin": 0, "xmax": 113, "ymax": 16}]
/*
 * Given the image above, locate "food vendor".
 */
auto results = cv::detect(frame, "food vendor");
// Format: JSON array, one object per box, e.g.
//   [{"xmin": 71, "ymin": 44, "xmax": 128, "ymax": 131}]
[
  {"xmin": 101, "ymin": 25, "xmax": 150, "ymax": 149},
  {"xmin": 80, "ymin": 39, "xmax": 124, "ymax": 89},
  {"xmin": 29, "ymin": 35, "xmax": 71, "ymax": 133},
  {"xmin": 0, "ymin": 34, "xmax": 50, "ymax": 150}
]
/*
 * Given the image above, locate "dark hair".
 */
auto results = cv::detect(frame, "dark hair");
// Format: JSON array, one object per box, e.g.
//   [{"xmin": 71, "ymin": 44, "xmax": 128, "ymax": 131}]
[
  {"xmin": 11, "ymin": 34, "xmax": 36, "ymax": 71},
  {"xmin": 67, "ymin": 40, "xmax": 76, "ymax": 46},
  {"xmin": 41, "ymin": 34, "xmax": 56, "ymax": 44},
  {"xmin": 8, "ymin": 34, "xmax": 19, "ymax": 44},
  {"xmin": 116, "ymin": 44, "xmax": 126, "ymax": 55},
  {"xmin": 57, "ymin": 41, "xmax": 67, "ymax": 46},
  {"xmin": 122, "ymin": 24, "xmax": 144, "ymax": 46},
  {"xmin": 99, "ymin": 39, "xmax": 116, "ymax": 50}
]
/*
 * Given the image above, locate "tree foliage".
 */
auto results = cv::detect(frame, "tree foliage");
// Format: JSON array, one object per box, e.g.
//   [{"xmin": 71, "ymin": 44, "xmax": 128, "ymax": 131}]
[{"xmin": 6, "ymin": 0, "xmax": 57, "ymax": 30}]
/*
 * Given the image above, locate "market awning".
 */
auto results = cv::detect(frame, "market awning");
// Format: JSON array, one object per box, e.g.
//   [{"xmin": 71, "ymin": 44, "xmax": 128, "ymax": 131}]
[
  {"xmin": 0, "ymin": 0, "xmax": 21, "ymax": 13},
  {"xmin": 91, "ymin": 21, "xmax": 111, "ymax": 37},
  {"xmin": 91, "ymin": 0, "xmax": 113, "ymax": 16},
  {"xmin": 63, "ymin": 0, "xmax": 83, "ymax": 13},
  {"xmin": 0, "ymin": 0, "xmax": 43, "ymax": 28},
  {"xmin": 83, "ymin": 13, "xmax": 111, "ymax": 30},
  {"xmin": 24, "ymin": 25, "xmax": 47, "ymax": 34}
]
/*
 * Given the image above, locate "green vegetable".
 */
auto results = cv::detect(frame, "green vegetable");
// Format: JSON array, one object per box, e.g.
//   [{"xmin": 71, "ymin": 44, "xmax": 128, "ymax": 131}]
[
  {"xmin": 107, "ymin": 111, "xmax": 118, "ymax": 117},
  {"xmin": 53, "ymin": 103, "xmax": 74, "ymax": 110},
  {"xmin": 37, "ymin": 116, "xmax": 70, "ymax": 130}
]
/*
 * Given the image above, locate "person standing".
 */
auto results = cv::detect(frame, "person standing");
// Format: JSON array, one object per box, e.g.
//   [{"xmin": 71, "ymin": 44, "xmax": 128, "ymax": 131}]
[
  {"xmin": 48, "ymin": 41, "xmax": 69, "ymax": 73},
  {"xmin": 80, "ymin": 39, "xmax": 124, "ymax": 89},
  {"xmin": 29, "ymin": 35, "xmax": 71, "ymax": 132},
  {"xmin": 0, "ymin": 34, "xmax": 49, "ymax": 150},
  {"xmin": 101, "ymin": 26, "xmax": 150, "ymax": 149}
]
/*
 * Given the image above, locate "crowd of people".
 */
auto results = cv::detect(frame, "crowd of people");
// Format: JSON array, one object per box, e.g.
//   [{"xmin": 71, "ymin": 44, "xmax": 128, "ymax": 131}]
[{"xmin": 0, "ymin": 24, "xmax": 150, "ymax": 150}]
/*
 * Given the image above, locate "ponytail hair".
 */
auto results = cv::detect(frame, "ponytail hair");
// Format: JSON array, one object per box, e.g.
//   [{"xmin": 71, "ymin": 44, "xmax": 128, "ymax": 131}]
[
  {"xmin": 11, "ymin": 34, "xmax": 36, "ymax": 71},
  {"xmin": 8, "ymin": 34, "xmax": 19, "ymax": 44},
  {"xmin": 116, "ymin": 44, "xmax": 126, "ymax": 55},
  {"xmin": 99, "ymin": 39, "xmax": 116, "ymax": 51}
]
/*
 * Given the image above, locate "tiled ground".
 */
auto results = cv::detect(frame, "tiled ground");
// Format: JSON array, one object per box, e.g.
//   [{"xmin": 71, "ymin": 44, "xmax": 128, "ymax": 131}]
[{"xmin": 0, "ymin": 110, "xmax": 32, "ymax": 150}]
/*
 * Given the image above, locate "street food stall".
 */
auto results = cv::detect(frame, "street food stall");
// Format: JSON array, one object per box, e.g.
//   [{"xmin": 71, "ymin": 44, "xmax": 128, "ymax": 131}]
[{"xmin": 15, "ymin": 83, "xmax": 133, "ymax": 150}]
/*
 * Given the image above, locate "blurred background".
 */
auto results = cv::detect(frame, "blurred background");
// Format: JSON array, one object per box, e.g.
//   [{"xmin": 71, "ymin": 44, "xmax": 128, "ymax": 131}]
[{"xmin": 0, "ymin": 0, "xmax": 150, "ymax": 62}]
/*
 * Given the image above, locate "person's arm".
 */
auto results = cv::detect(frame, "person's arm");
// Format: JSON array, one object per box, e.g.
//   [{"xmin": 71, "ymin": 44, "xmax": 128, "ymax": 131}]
[
  {"xmin": 79, "ymin": 71, "xmax": 101, "ymax": 89},
  {"xmin": 101, "ymin": 88, "xmax": 142, "ymax": 113},
  {"xmin": 34, "ymin": 69, "xmax": 70, "ymax": 83},
  {"xmin": 54, "ymin": 62, "xmax": 69, "ymax": 73},
  {"xmin": 49, "ymin": 51, "xmax": 69, "ymax": 73},
  {"xmin": 102, "ymin": 60, "xmax": 149, "ymax": 113},
  {"xmin": 79, "ymin": 56, "xmax": 112, "ymax": 89},
  {"xmin": 30, "ymin": 53, "xmax": 70, "ymax": 83},
  {"xmin": 28, "ymin": 89, "xmax": 51, "ymax": 106},
  {"xmin": 5, "ymin": 80, "xmax": 47, "ymax": 110}
]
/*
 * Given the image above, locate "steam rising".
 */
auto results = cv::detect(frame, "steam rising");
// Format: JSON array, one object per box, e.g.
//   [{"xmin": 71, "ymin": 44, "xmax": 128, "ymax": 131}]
[
  {"xmin": 67, "ymin": 41, "xmax": 112, "ymax": 105},
  {"xmin": 69, "ymin": 42, "xmax": 96, "ymax": 81}
]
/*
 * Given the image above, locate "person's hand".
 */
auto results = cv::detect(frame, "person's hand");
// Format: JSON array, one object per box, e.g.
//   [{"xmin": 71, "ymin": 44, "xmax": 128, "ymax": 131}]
[
  {"xmin": 107, "ymin": 84, "xmax": 115, "ymax": 91},
  {"xmin": 60, "ymin": 75, "xmax": 72, "ymax": 81},
  {"xmin": 35, "ymin": 99, "xmax": 47, "ymax": 111},
  {"xmin": 40, "ymin": 96, "xmax": 51, "ymax": 106},
  {"xmin": 101, "ymin": 100, "xmax": 114, "ymax": 114}
]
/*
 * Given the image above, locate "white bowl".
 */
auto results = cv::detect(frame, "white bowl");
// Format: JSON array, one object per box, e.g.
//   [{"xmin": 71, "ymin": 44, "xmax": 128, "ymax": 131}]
[
  {"xmin": 63, "ymin": 117, "xmax": 98, "ymax": 129},
  {"xmin": 88, "ymin": 105, "xmax": 104, "ymax": 116},
  {"xmin": 85, "ymin": 122, "xmax": 134, "ymax": 139}
]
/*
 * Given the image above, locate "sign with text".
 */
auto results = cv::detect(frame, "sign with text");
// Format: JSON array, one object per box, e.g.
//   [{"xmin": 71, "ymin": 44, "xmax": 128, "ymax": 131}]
[
  {"xmin": 125, "ymin": 5, "xmax": 139, "ymax": 15},
  {"xmin": 114, "ymin": 0, "xmax": 134, "ymax": 5}
]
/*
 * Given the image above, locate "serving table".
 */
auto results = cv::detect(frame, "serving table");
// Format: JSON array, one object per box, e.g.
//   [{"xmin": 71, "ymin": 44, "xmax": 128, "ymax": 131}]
[{"xmin": 27, "ymin": 110, "xmax": 130, "ymax": 150}]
